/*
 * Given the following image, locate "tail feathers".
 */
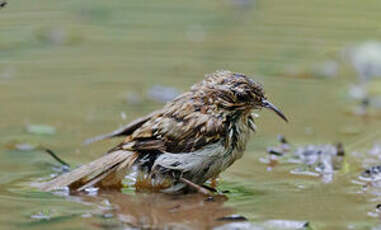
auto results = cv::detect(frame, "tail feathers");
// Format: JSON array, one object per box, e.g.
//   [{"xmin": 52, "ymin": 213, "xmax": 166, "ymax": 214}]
[{"xmin": 37, "ymin": 150, "xmax": 138, "ymax": 192}]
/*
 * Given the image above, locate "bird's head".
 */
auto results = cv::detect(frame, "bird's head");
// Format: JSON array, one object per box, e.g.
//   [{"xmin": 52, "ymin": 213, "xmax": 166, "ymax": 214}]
[{"xmin": 193, "ymin": 70, "xmax": 288, "ymax": 122}]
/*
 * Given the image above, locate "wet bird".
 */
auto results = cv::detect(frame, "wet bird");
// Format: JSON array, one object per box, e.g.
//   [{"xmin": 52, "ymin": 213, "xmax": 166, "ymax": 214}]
[{"xmin": 39, "ymin": 70, "xmax": 288, "ymax": 194}]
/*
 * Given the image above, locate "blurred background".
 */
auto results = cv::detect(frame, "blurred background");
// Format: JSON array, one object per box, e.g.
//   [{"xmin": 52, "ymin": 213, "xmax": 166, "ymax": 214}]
[{"xmin": 1, "ymin": 0, "xmax": 381, "ymax": 229}]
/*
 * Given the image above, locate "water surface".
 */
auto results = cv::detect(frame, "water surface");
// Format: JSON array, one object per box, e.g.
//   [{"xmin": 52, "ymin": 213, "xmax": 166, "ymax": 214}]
[{"xmin": 1, "ymin": 0, "xmax": 381, "ymax": 229}]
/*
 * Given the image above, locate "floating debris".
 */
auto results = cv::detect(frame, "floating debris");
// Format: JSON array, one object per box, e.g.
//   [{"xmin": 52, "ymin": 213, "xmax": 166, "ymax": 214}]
[
  {"xmin": 266, "ymin": 135, "xmax": 291, "ymax": 157},
  {"xmin": 353, "ymin": 147, "xmax": 381, "ymax": 191},
  {"xmin": 291, "ymin": 143, "xmax": 344, "ymax": 183},
  {"xmin": 295, "ymin": 145, "xmax": 338, "ymax": 166},
  {"xmin": 263, "ymin": 135, "xmax": 291, "ymax": 170},
  {"xmin": 359, "ymin": 165, "xmax": 381, "ymax": 182},
  {"xmin": 216, "ymin": 214, "xmax": 248, "ymax": 222},
  {"xmin": 263, "ymin": 220, "xmax": 309, "ymax": 229},
  {"xmin": 26, "ymin": 124, "xmax": 56, "ymax": 135},
  {"xmin": 264, "ymin": 136, "xmax": 345, "ymax": 183},
  {"xmin": 147, "ymin": 85, "xmax": 180, "ymax": 103}
]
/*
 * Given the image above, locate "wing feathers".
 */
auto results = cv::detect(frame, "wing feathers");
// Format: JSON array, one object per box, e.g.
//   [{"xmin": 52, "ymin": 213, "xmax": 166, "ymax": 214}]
[{"xmin": 83, "ymin": 111, "xmax": 158, "ymax": 145}]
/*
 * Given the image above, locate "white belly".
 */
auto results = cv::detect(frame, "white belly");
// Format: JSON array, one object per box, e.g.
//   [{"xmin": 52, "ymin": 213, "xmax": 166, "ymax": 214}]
[{"xmin": 153, "ymin": 141, "xmax": 244, "ymax": 185}]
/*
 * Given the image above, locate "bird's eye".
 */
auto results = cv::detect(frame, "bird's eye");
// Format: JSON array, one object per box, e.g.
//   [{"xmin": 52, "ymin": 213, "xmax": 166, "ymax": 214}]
[{"xmin": 236, "ymin": 92, "xmax": 248, "ymax": 101}]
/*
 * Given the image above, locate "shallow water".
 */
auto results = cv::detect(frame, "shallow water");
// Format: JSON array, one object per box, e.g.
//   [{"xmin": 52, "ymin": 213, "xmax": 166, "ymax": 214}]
[{"xmin": 1, "ymin": 0, "xmax": 381, "ymax": 229}]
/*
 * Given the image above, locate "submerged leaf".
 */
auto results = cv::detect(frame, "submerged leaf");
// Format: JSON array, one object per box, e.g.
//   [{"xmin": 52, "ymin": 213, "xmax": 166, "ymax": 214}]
[{"xmin": 26, "ymin": 124, "xmax": 56, "ymax": 135}]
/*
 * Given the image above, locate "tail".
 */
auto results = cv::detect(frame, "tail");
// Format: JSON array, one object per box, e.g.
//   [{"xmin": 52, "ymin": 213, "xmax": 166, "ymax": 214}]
[{"xmin": 37, "ymin": 150, "xmax": 138, "ymax": 192}]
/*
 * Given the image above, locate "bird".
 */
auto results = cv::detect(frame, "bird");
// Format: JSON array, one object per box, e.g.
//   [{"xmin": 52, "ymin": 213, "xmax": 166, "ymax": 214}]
[{"xmin": 39, "ymin": 70, "xmax": 288, "ymax": 194}]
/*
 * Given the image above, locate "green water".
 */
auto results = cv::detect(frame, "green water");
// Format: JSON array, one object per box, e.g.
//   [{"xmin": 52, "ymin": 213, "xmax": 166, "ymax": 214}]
[{"xmin": 1, "ymin": 0, "xmax": 381, "ymax": 229}]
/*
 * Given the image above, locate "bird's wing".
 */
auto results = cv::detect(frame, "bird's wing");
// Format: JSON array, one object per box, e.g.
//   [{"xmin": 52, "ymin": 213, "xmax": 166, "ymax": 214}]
[
  {"xmin": 115, "ymin": 101, "xmax": 227, "ymax": 153},
  {"xmin": 83, "ymin": 111, "xmax": 160, "ymax": 145}
]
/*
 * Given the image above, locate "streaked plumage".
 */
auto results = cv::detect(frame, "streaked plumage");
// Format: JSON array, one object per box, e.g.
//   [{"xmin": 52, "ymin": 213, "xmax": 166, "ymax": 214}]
[{"xmin": 39, "ymin": 70, "xmax": 287, "ymax": 193}]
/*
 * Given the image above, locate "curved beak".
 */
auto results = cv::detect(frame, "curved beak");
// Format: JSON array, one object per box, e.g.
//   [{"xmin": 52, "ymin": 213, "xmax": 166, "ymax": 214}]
[{"xmin": 262, "ymin": 99, "xmax": 288, "ymax": 122}]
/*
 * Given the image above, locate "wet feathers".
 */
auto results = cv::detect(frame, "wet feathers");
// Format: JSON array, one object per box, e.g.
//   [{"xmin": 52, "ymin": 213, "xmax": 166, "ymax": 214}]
[{"xmin": 39, "ymin": 70, "xmax": 268, "ymax": 193}]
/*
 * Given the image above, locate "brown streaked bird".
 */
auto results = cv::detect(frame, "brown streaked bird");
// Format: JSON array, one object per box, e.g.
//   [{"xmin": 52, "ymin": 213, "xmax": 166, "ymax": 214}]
[{"xmin": 39, "ymin": 70, "xmax": 288, "ymax": 194}]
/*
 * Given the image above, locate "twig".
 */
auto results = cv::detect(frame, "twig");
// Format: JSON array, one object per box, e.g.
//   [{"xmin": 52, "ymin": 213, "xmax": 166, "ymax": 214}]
[{"xmin": 43, "ymin": 148, "xmax": 70, "ymax": 167}]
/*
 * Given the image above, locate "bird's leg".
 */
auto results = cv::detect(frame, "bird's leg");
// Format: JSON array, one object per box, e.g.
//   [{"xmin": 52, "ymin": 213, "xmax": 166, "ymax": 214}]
[{"xmin": 179, "ymin": 178, "xmax": 211, "ymax": 196}]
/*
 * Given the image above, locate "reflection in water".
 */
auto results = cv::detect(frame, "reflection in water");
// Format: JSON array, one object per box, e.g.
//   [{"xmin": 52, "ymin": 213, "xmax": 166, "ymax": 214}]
[
  {"xmin": 2, "ymin": 0, "xmax": 381, "ymax": 229},
  {"xmin": 78, "ymin": 191, "xmax": 238, "ymax": 229}
]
